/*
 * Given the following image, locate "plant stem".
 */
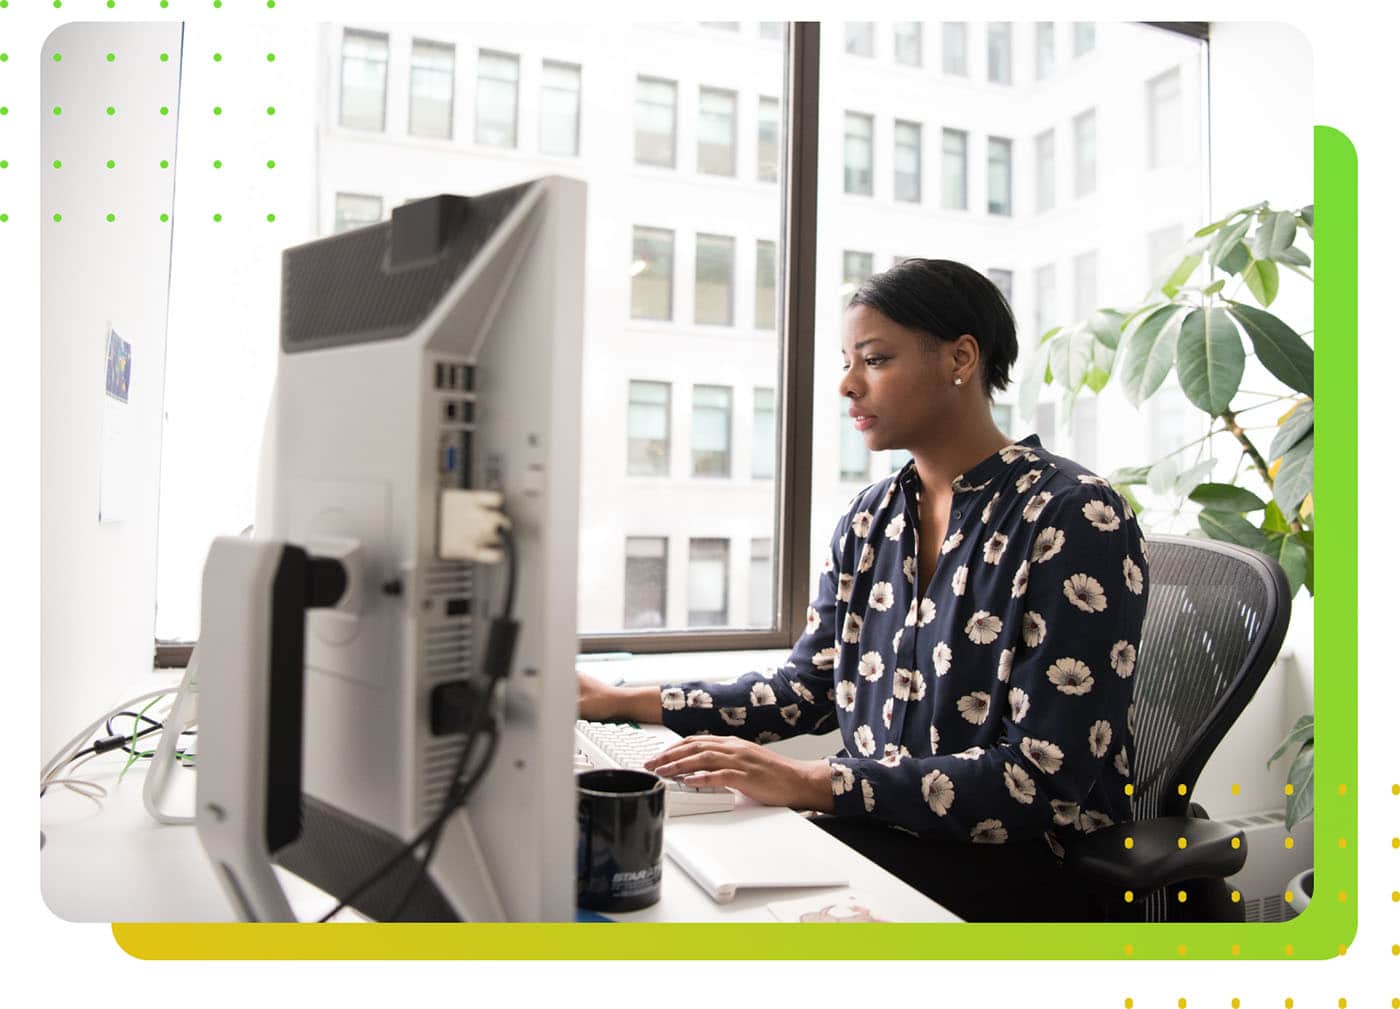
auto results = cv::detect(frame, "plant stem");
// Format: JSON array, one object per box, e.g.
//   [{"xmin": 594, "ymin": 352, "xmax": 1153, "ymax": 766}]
[{"xmin": 1219, "ymin": 409, "xmax": 1272, "ymax": 486}]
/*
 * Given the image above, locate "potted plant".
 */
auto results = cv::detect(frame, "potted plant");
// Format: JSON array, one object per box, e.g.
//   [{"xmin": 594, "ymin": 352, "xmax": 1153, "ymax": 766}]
[{"xmin": 1269, "ymin": 713, "xmax": 1314, "ymax": 913}]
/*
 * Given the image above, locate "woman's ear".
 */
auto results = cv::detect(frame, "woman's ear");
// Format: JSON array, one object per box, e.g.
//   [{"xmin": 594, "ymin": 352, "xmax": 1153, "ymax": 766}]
[{"xmin": 951, "ymin": 334, "xmax": 980, "ymax": 375}]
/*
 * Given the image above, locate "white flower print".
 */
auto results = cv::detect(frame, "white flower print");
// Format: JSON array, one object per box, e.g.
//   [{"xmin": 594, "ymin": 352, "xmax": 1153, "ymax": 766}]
[
  {"xmin": 842, "ymin": 611, "xmax": 863, "ymax": 643},
  {"xmin": 821, "ymin": 554, "xmax": 834, "ymax": 574},
  {"xmin": 1050, "ymin": 800, "xmax": 1081, "ymax": 827},
  {"xmin": 661, "ymin": 687, "xmax": 685, "ymax": 711},
  {"xmin": 941, "ymin": 530, "xmax": 964, "ymax": 555},
  {"xmin": 1140, "ymin": 536, "xmax": 1149, "ymax": 561},
  {"xmin": 957, "ymin": 691, "xmax": 991, "ymax": 725},
  {"xmin": 1078, "ymin": 474, "xmax": 1110, "ymax": 487},
  {"xmin": 805, "ymin": 606, "xmax": 821, "ymax": 635},
  {"xmin": 868, "ymin": 581, "xmax": 895, "ymax": 612},
  {"xmin": 719, "ymin": 707, "xmax": 747, "ymax": 726},
  {"xmin": 1031, "ymin": 527, "xmax": 1065, "ymax": 564},
  {"xmin": 929, "ymin": 724, "xmax": 940, "ymax": 753},
  {"xmin": 790, "ymin": 679, "xmax": 816, "ymax": 704},
  {"xmin": 892, "ymin": 667, "xmax": 914, "ymax": 701},
  {"xmin": 835, "ymin": 679, "xmax": 858, "ymax": 711},
  {"xmin": 904, "ymin": 599, "xmax": 919, "ymax": 627},
  {"xmin": 1004, "ymin": 763, "xmax": 1036, "ymax": 804},
  {"xmin": 965, "ymin": 610, "xmax": 1003, "ymax": 645},
  {"xmin": 882, "ymin": 482, "xmax": 897, "ymax": 509},
  {"xmin": 686, "ymin": 689, "xmax": 713, "ymax": 709},
  {"xmin": 861, "ymin": 778, "xmax": 876, "ymax": 812},
  {"xmin": 1079, "ymin": 809, "xmax": 1114, "ymax": 834},
  {"xmin": 1082, "ymin": 499, "xmax": 1121, "ymax": 531},
  {"xmin": 853, "ymin": 724, "xmax": 877, "ymax": 756},
  {"xmin": 755, "ymin": 731, "xmax": 781, "ymax": 744},
  {"xmin": 1047, "ymin": 657, "xmax": 1095, "ymax": 695},
  {"xmin": 1064, "ymin": 573, "xmax": 1108, "ymax": 613},
  {"xmin": 1020, "ymin": 737, "xmax": 1064, "ymax": 774},
  {"xmin": 1005, "ymin": 564, "xmax": 1028, "ymax": 605},
  {"xmin": 851, "ymin": 510, "xmax": 874, "ymax": 538},
  {"xmin": 1022, "ymin": 611, "xmax": 1047, "ymax": 648},
  {"xmin": 750, "ymin": 682, "xmax": 777, "ymax": 706},
  {"xmin": 837, "ymin": 573, "xmax": 854, "ymax": 602},
  {"xmin": 917, "ymin": 598, "xmax": 937, "ymax": 627},
  {"xmin": 999, "ymin": 443, "xmax": 1037, "ymax": 463},
  {"xmin": 1123, "ymin": 556, "xmax": 1144, "ymax": 595},
  {"xmin": 1022, "ymin": 491, "xmax": 1054, "ymax": 522},
  {"xmin": 981, "ymin": 492, "xmax": 1001, "ymax": 524},
  {"xmin": 773, "ymin": 703, "xmax": 797, "ymax": 725},
  {"xmin": 971, "ymin": 819, "xmax": 1008, "ymax": 844},
  {"xmin": 891, "ymin": 630, "xmax": 904, "ymax": 656},
  {"xmin": 813, "ymin": 646, "xmax": 838, "ymax": 671},
  {"xmin": 1127, "ymin": 703, "xmax": 1136, "ymax": 737},
  {"xmin": 1122, "ymin": 495, "xmax": 1137, "ymax": 521},
  {"xmin": 952, "ymin": 747, "xmax": 986, "ymax": 760},
  {"xmin": 858, "ymin": 543, "xmax": 875, "ymax": 573},
  {"xmin": 903, "ymin": 556, "xmax": 918, "ymax": 586},
  {"xmin": 909, "ymin": 668, "xmax": 927, "ymax": 701},
  {"xmin": 881, "ymin": 697, "xmax": 893, "ymax": 728},
  {"xmin": 1114, "ymin": 746, "xmax": 1131, "ymax": 777},
  {"xmin": 1110, "ymin": 640, "xmax": 1137, "ymax": 678},
  {"xmin": 1015, "ymin": 469, "xmax": 1044, "ymax": 493},
  {"xmin": 921, "ymin": 770, "xmax": 955, "ymax": 816},
  {"xmin": 951, "ymin": 564, "xmax": 969, "ymax": 596},
  {"xmin": 840, "ymin": 531, "xmax": 848, "ymax": 553},
  {"xmin": 884, "ymin": 513, "xmax": 906, "ymax": 540},
  {"xmin": 857, "ymin": 651, "xmax": 885, "ymax": 682},
  {"xmin": 1089, "ymin": 719, "xmax": 1113, "ymax": 758},
  {"xmin": 880, "ymin": 743, "xmax": 911, "ymax": 766},
  {"xmin": 998, "ymin": 648, "xmax": 1015, "ymax": 683},
  {"xmin": 830, "ymin": 762, "xmax": 855, "ymax": 796},
  {"xmin": 932, "ymin": 641, "xmax": 953, "ymax": 677},
  {"xmin": 1009, "ymin": 686, "xmax": 1030, "ymax": 723},
  {"xmin": 982, "ymin": 532, "xmax": 1010, "ymax": 565}
]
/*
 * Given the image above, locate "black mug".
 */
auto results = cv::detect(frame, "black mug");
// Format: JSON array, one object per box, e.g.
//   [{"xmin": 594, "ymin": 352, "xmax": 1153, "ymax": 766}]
[{"xmin": 576, "ymin": 768, "xmax": 666, "ymax": 912}]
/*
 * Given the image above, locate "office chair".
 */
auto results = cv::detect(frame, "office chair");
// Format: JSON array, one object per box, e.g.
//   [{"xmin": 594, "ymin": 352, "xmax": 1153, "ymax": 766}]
[{"xmin": 1062, "ymin": 534, "xmax": 1293, "ymax": 922}]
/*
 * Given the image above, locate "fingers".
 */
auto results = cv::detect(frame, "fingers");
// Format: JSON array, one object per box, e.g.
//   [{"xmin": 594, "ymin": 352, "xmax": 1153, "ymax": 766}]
[
  {"xmin": 650, "ymin": 749, "xmax": 738, "ymax": 778},
  {"xmin": 643, "ymin": 734, "xmax": 731, "ymax": 771}
]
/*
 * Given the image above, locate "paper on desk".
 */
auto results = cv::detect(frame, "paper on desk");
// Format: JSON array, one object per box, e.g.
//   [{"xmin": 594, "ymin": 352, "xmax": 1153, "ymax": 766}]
[{"xmin": 765, "ymin": 892, "xmax": 891, "ymax": 923}]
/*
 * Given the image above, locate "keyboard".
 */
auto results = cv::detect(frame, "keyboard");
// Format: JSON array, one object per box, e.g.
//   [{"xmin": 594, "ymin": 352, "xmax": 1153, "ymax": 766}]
[{"xmin": 574, "ymin": 720, "xmax": 736, "ymax": 817}]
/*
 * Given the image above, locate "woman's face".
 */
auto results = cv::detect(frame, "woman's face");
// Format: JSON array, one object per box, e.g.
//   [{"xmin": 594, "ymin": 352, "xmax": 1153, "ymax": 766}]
[{"xmin": 839, "ymin": 304, "xmax": 968, "ymax": 454}]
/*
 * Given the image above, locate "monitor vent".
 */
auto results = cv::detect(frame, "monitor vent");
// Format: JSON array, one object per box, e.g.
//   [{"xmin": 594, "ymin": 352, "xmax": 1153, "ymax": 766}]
[{"xmin": 420, "ymin": 738, "xmax": 467, "ymax": 825}]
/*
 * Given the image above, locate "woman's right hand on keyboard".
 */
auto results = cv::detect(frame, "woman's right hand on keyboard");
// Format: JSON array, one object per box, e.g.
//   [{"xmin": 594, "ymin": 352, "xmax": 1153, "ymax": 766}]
[{"xmin": 577, "ymin": 672, "xmax": 663, "ymax": 724}]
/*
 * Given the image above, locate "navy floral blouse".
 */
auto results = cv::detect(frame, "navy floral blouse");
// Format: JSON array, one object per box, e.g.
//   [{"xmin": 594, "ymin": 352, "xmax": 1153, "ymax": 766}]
[{"xmin": 660, "ymin": 435, "xmax": 1149, "ymax": 856}]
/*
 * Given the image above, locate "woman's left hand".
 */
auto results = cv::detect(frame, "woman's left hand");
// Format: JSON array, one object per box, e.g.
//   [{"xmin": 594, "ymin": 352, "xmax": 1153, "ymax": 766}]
[{"xmin": 643, "ymin": 735, "xmax": 835, "ymax": 812}]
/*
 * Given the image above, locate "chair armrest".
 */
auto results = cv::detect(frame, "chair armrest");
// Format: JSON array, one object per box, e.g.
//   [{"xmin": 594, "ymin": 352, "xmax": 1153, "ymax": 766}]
[{"xmin": 1062, "ymin": 816, "xmax": 1247, "ymax": 894}]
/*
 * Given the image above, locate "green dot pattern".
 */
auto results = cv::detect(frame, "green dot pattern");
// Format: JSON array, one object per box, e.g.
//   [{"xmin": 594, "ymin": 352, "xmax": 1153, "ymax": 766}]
[
  {"xmin": 0, "ymin": 53, "xmax": 8, "ymax": 62},
  {"xmin": 53, "ymin": 213, "xmax": 62, "ymax": 222},
  {"xmin": 267, "ymin": 54, "xmax": 276, "ymax": 62},
  {"xmin": 1, "ymin": 108, "xmax": 9, "ymax": 116},
  {"xmin": 106, "ymin": 213, "xmax": 115, "ymax": 222},
  {"xmin": 52, "ymin": 160, "xmax": 61, "ymax": 169},
  {"xmin": 213, "ymin": 213, "xmax": 222, "ymax": 222},
  {"xmin": 53, "ymin": 53, "xmax": 62, "ymax": 62},
  {"xmin": 214, "ymin": 54, "xmax": 222, "ymax": 62},
  {"xmin": 107, "ymin": 53, "xmax": 116, "ymax": 62},
  {"xmin": 160, "ymin": 53, "xmax": 169, "ymax": 63},
  {"xmin": 160, "ymin": 213, "xmax": 169, "ymax": 222},
  {"xmin": 106, "ymin": 106, "xmax": 115, "ymax": 116},
  {"xmin": 213, "ymin": 106, "xmax": 222, "ymax": 115},
  {"xmin": 267, "ymin": 214, "xmax": 276, "ymax": 222},
  {"xmin": 266, "ymin": 106, "xmax": 276, "ymax": 115},
  {"xmin": 266, "ymin": 160, "xmax": 276, "ymax": 169},
  {"xmin": 160, "ymin": 107, "xmax": 169, "ymax": 116},
  {"xmin": 52, "ymin": 107, "xmax": 61, "ymax": 115},
  {"xmin": 160, "ymin": 160, "xmax": 169, "ymax": 169},
  {"xmin": 0, "ymin": 214, "xmax": 8, "ymax": 223},
  {"xmin": 213, "ymin": 160, "xmax": 222, "ymax": 169},
  {"xmin": 106, "ymin": 160, "xmax": 115, "ymax": 169},
  {"xmin": 0, "ymin": 161, "xmax": 8, "ymax": 169}
]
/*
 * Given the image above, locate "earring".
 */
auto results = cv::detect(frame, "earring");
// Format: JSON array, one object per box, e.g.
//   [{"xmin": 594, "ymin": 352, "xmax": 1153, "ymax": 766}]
[{"xmin": 954, "ymin": 378, "xmax": 963, "ymax": 386}]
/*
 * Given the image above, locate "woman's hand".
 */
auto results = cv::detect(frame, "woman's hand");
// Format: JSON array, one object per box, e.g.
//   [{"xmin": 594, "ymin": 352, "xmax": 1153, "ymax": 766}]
[
  {"xmin": 643, "ymin": 734, "xmax": 834, "ymax": 813},
  {"xmin": 576, "ymin": 673, "xmax": 663, "ymax": 724}
]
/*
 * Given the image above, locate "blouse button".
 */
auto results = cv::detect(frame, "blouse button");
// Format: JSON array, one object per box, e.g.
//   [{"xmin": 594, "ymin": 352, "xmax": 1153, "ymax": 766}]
[{"xmin": 952, "ymin": 509, "xmax": 962, "ymax": 520}]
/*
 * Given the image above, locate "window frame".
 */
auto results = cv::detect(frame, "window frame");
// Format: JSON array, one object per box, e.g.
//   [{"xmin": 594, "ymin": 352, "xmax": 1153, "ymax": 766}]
[
  {"xmin": 474, "ymin": 48, "xmax": 520, "ymax": 148},
  {"xmin": 626, "ymin": 380, "xmax": 672, "ymax": 477},
  {"xmin": 539, "ymin": 59, "xmax": 582, "ymax": 157},
  {"xmin": 337, "ymin": 28, "xmax": 389, "ymax": 132},
  {"xmin": 633, "ymin": 74, "xmax": 678, "ymax": 168},
  {"xmin": 893, "ymin": 119, "xmax": 922, "ymax": 204},
  {"xmin": 408, "ymin": 38, "xmax": 456, "ymax": 140},
  {"xmin": 696, "ymin": 85, "xmax": 739, "ymax": 177}
]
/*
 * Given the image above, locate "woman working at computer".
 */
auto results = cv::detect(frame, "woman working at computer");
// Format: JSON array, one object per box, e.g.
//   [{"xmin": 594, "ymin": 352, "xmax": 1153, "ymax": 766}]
[{"xmin": 578, "ymin": 259, "xmax": 1148, "ymax": 923}]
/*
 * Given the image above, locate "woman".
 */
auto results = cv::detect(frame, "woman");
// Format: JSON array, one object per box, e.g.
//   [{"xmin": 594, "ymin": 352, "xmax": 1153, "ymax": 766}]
[{"xmin": 578, "ymin": 259, "xmax": 1148, "ymax": 922}]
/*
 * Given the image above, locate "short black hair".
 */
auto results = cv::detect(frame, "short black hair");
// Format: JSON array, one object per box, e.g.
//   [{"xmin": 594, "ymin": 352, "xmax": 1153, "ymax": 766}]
[{"xmin": 848, "ymin": 259, "xmax": 1019, "ymax": 397}]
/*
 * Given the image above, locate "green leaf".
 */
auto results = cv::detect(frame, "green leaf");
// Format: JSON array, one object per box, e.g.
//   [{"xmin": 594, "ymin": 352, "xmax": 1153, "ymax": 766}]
[
  {"xmin": 1116, "ymin": 484, "xmax": 1145, "ymax": 516},
  {"xmin": 1250, "ymin": 209, "xmax": 1298, "ymax": 259},
  {"xmin": 1274, "ymin": 246, "xmax": 1312, "ymax": 268},
  {"xmin": 1118, "ymin": 304, "xmax": 1185, "ymax": 407},
  {"xmin": 1173, "ymin": 458, "xmax": 1217, "ymax": 497},
  {"xmin": 1299, "ymin": 204, "xmax": 1313, "ymax": 229},
  {"xmin": 1242, "ymin": 257, "xmax": 1280, "ymax": 307},
  {"xmin": 1038, "ymin": 324, "xmax": 1063, "ymax": 346},
  {"xmin": 1202, "ymin": 279, "xmax": 1227, "ymax": 296},
  {"xmin": 1085, "ymin": 366, "xmax": 1112, "ymax": 394},
  {"xmin": 1218, "ymin": 241, "xmax": 1251, "ymax": 276},
  {"xmin": 1261, "ymin": 499, "xmax": 1291, "ymax": 533},
  {"xmin": 1228, "ymin": 304, "xmax": 1314, "ymax": 397},
  {"xmin": 1210, "ymin": 215, "xmax": 1252, "ymax": 268},
  {"xmin": 1162, "ymin": 252, "xmax": 1202, "ymax": 296},
  {"xmin": 1049, "ymin": 324, "xmax": 1095, "ymax": 391},
  {"xmin": 1264, "ymin": 532, "xmax": 1309, "ymax": 597},
  {"xmin": 1107, "ymin": 465, "xmax": 1153, "ymax": 485},
  {"xmin": 1198, "ymin": 509, "xmax": 1268, "ymax": 550},
  {"xmin": 1283, "ymin": 741, "xmax": 1314, "ymax": 832},
  {"xmin": 1176, "ymin": 307, "xmax": 1245, "ymax": 415},
  {"xmin": 1087, "ymin": 309, "xmax": 1126, "ymax": 349},
  {"xmin": 1273, "ymin": 433, "xmax": 1313, "ymax": 520},
  {"xmin": 1147, "ymin": 457, "xmax": 1179, "ymax": 496},
  {"xmin": 1268, "ymin": 714, "xmax": 1314, "ymax": 766},
  {"xmin": 1188, "ymin": 483, "xmax": 1267, "ymax": 512},
  {"xmin": 1298, "ymin": 529, "xmax": 1314, "ymax": 594},
  {"xmin": 1268, "ymin": 399, "xmax": 1314, "ymax": 462}
]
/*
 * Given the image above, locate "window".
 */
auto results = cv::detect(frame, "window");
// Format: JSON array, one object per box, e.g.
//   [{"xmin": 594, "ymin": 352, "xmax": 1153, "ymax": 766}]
[
  {"xmin": 624, "ymin": 538, "xmax": 667, "ymax": 629},
  {"xmin": 1036, "ymin": 22, "xmax": 1055, "ymax": 79},
  {"xmin": 894, "ymin": 22, "xmax": 922, "ymax": 66},
  {"xmin": 839, "ymin": 402, "xmax": 870, "ymax": 482},
  {"xmin": 757, "ymin": 96, "xmax": 780, "ymax": 182},
  {"xmin": 695, "ymin": 234, "xmax": 735, "ymax": 325},
  {"xmin": 1147, "ymin": 66, "xmax": 1182, "ymax": 169},
  {"xmin": 759, "ymin": 23, "xmax": 783, "ymax": 41},
  {"xmin": 991, "ymin": 403, "xmax": 1013, "ymax": 434},
  {"xmin": 475, "ymin": 50, "xmax": 519, "ymax": 148},
  {"xmin": 988, "ymin": 269, "xmax": 1013, "ymax": 303},
  {"xmin": 339, "ymin": 29, "xmax": 388, "ymax": 131},
  {"xmin": 408, "ymin": 40, "xmax": 454, "ymax": 139},
  {"xmin": 1036, "ymin": 403, "xmax": 1058, "ymax": 452},
  {"xmin": 692, "ymin": 385, "xmax": 732, "ymax": 477},
  {"xmin": 987, "ymin": 22, "xmax": 1012, "ymax": 84},
  {"xmin": 987, "ymin": 136, "xmax": 1012, "ymax": 215},
  {"xmin": 841, "ymin": 250, "xmax": 874, "ymax": 301},
  {"xmin": 754, "ymin": 240, "xmax": 777, "ymax": 330},
  {"xmin": 752, "ymin": 388, "xmax": 776, "ymax": 479},
  {"xmin": 941, "ymin": 128, "xmax": 968, "ymax": 210},
  {"xmin": 886, "ymin": 448, "xmax": 913, "ymax": 474},
  {"xmin": 845, "ymin": 22, "xmax": 874, "ymax": 57},
  {"xmin": 1070, "ymin": 396, "xmax": 1099, "ymax": 471},
  {"xmin": 333, "ymin": 193, "xmax": 382, "ymax": 234},
  {"xmin": 635, "ymin": 76, "xmax": 677, "ymax": 167},
  {"xmin": 627, "ymin": 381, "xmax": 670, "ymax": 476},
  {"xmin": 1036, "ymin": 128, "xmax": 1055, "ymax": 212},
  {"xmin": 1146, "ymin": 224, "xmax": 1185, "ymax": 285},
  {"xmin": 539, "ymin": 60, "xmax": 581, "ymax": 156},
  {"xmin": 1073, "ymin": 109, "xmax": 1097, "ymax": 197},
  {"xmin": 942, "ymin": 22, "xmax": 967, "ymax": 75},
  {"xmin": 749, "ymin": 538, "xmax": 773, "ymax": 627},
  {"xmin": 630, "ymin": 226, "xmax": 674, "ymax": 321},
  {"xmin": 1034, "ymin": 264, "xmax": 1056, "ymax": 339},
  {"xmin": 687, "ymin": 539, "xmax": 730, "ymax": 627},
  {"xmin": 697, "ymin": 87, "xmax": 737, "ymax": 177},
  {"xmin": 1073, "ymin": 250, "xmax": 1098, "ymax": 319},
  {"xmin": 1074, "ymin": 22, "xmax": 1096, "ymax": 58},
  {"xmin": 894, "ymin": 120, "xmax": 922, "ymax": 203},
  {"xmin": 844, "ymin": 113, "xmax": 873, "ymax": 195}
]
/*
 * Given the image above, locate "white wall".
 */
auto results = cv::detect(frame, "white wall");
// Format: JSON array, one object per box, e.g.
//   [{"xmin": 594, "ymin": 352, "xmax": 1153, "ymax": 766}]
[{"xmin": 40, "ymin": 22, "xmax": 184, "ymax": 757}]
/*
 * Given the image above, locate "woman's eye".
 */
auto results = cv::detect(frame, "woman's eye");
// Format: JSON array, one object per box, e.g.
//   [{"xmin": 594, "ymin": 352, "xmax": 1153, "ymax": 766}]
[{"xmin": 865, "ymin": 356, "xmax": 887, "ymax": 367}]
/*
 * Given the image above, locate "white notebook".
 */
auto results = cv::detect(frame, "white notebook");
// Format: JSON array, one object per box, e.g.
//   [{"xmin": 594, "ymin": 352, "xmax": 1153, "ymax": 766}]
[{"xmin": 663, "ymin": 805, "xmax": 849, "ymax": 903}]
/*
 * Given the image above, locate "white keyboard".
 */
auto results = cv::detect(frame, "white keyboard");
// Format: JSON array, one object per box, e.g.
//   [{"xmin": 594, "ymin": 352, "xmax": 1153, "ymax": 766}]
[{"xmin": 574, "ymin": 720, "xmax": 736, "ymax": 817}]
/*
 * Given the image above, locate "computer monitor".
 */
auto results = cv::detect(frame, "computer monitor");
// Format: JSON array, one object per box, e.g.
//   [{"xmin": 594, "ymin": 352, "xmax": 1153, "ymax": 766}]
[{"xmin": 203, "ymin": 177, "xmax": 586, "ymax": 922}]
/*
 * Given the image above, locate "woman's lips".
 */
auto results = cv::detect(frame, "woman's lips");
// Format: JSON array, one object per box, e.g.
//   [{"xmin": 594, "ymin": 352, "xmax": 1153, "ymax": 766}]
[{"xmin": 853, "ymin": 415, "xmax": 877, "ymax": 432}]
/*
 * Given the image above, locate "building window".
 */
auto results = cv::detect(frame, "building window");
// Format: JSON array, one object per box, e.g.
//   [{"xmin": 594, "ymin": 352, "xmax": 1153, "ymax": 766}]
[
  {"xmin": 942, "ymin": 22, "xmax": 967, "ymax": 75},
  {"xmin": 408, "ymin": 40, "xmax": 454, "ymax": 139},
  {"xmin": 539, "ymin": 60, "xmax": 581, "ymax": 156},
  {"xmin": 759, "ymin": 22, "xmax": 783, "ymax": 41},
  {"xmin": 1074, "ymin": 22, "xmax": 1096, "ymax": 58},
  {"xmin": 333, "ymin": 192, "xmax": 382, "ymax": 234},
  {"xmin": 749, "ymin": 538, "xmax": 773, "ymax": 627},
  {"xmin": 988, "ymin": 269, "xmax": 1013, "ymax": 303},
  {"xmin": 844, "ymin": 112, "xmax": 874, "ymax": 196},
  {"xmin": 697, "ymin": 87, "xmax": 738, "ymax": 177},
  {"xmin": 839, "ymin": 402, "xmax": 870, "ymax": 482},
  {"xmin": 691, "ymin": 385, "xmax": 733, "ymax": 477},
  {"xmin": 1036, "ymin": 22, "xmax": 1055, "ymax": 80},
  {"xmin": 687, "ymin": 539, "xmax": 730, "ymax": 627},
  {"xmin": 752, "ymin": 388, "xmax": 776, "ymax": 479},
  {"xmin": 695, "ymin": 234, "xmax": 735, "ymax": 326},
  {"xmin": 475, "ymin": 50, "xmax": 519, "ymax": 148},
  {"xmin": 1074, "ymin": 109, "xmax": 1097, "ymax": 198},
  {"xmin": 1147, "ymin": 223, "xmax": 1184, "ymax": 285},
  {"xmin": 1034, "ymin": 264, "xmax": 1056, "ymax": 339},
  {"xmin": 1073, "ymin": 250, "xmax": 1098, "ymax": 319},
  {"xmin": 635, "ymin": 76, "xmax": 677, "ymax": 168},
  {"xmin": 755, "ymin": 240, "xmax": 777, "ymax": 330},
  {"xmin": 845, "ymin": 22, "xmax": 874, "ymax": 57},
  {"xmin": 757, "ymin": 96, "xmax": 780, "ymax": 183},
  {"xmin": 1036, "ymin": 128, "xmax": 1055, "ymax": 213},
  {"xmin": 894, "ymin": 120, "xmax": 922, "ymax": 203},
  {"xmin": 991, "ymin": 403, "xmax": 1013, "ymax": 434},
  {"xmin": 627, "ymin": 381, "xmax": 670, "ymax": 477},
  {"xmin": 886, "ymin": 448, "xmax": 913, "ymax": 474},
  {"xmin": 624, "ymin": 538, "xmax": 667, "ymax": 630},
  {"xmin": 339, "ymin": 29, "xmax": 388, "ymax": 131},
  {"xmin": 1070, "ymin": 396, "xmax": 1099, "ymax": 471},
  {"xmin": 942, "ymin": 128, "xmax": 968, "ymax": 211},
  {"xmin": 841, "ymin": 250, "xmax": 874, "ymax": 302},
  {"xmin": 630, "ymin": 226, "xmax": 674, "ymax": 321},
  {"xmin": 1147, "ymin": 66, "xmax": 1182, "ymax": 170},
  {"xmin": 987, "ymin": 22, "xmax": 1012, "ymax": 84},
  {"xmin": 987, "ymin": 136, "xmax": 1012, "ymax": 216},
  {"xmin": 894, "ymin": 22, "xmax": 922, "ymax": 66}
]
